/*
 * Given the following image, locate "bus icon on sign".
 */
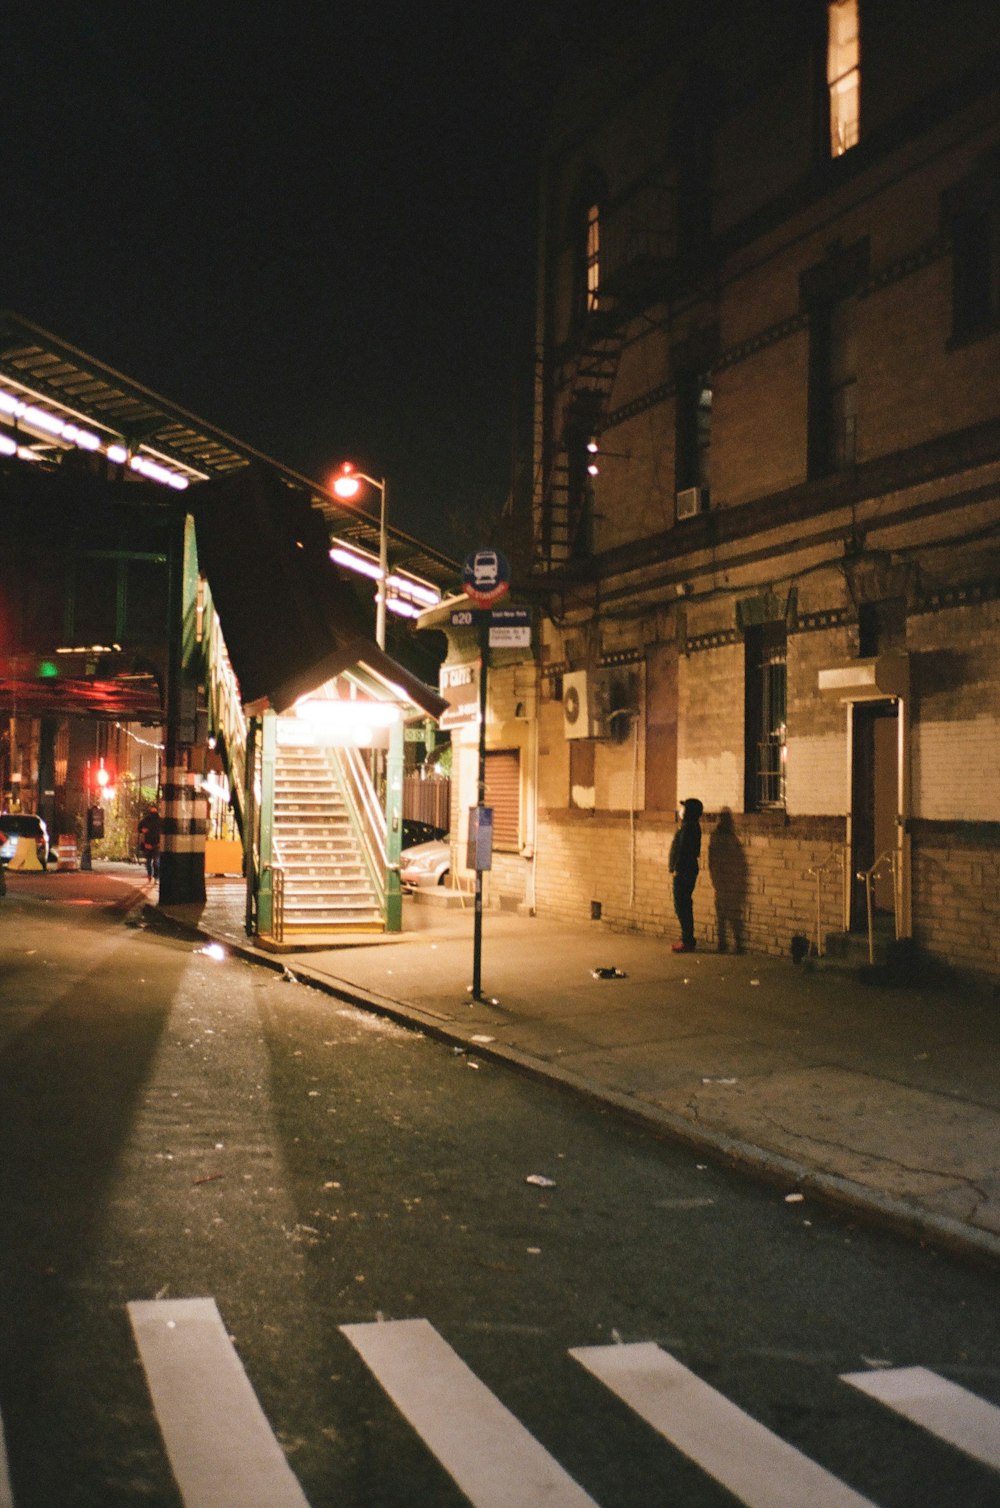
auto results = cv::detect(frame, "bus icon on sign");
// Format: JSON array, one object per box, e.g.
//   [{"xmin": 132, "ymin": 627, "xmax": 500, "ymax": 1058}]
[
  {"xmin": 473, "ymin": 550, "xmax": 499, "ymax": 586},
  {"xmin": 462, "ymin": 547, "xmax": 510, "ymax": 607}
]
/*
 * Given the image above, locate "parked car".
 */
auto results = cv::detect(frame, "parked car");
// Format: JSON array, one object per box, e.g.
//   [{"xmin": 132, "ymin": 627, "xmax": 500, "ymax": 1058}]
[
  {"xmin": 0, "ymin": 813, "xmax": 51, "ymax": 870},
  {"xmin": 401, "ymin": 819, "xmax": 447, "ymax": 850},
  {"xmin": 400, "ymin": 833, "xmax": 451, "ymax": 887}
]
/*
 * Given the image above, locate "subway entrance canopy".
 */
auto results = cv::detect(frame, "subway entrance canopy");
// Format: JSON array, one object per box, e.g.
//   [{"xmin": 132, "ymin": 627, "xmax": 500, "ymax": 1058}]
[{"xmin": 0, "ymin": 310, "xmax": 456, "ymax": 725}]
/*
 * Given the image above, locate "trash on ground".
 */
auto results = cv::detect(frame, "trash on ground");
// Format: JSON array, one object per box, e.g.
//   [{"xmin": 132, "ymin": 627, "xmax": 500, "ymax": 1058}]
[
  {"xmin": 784, "ymin": 1191, "xmax": 805, "ymax": 1203},
  {"xmin": 592, "ymin": 966, "xmax": 627, "ymax": 979},
  {"xmin": 526, "ymin": 1246, "xmax": 542, "ymax": 1255},
  {"xmin": 281, "ymin": 967, "xmax": 297, "ymax": 982},
  {"xmin": 750, "ymin": 978, "xmax": 761, "ymax": 986},
  {"xmin": 861, "ymin": 1355, "xmax": 894, "ymax": 1369},
  {"xmin": 192, "ymin": 1173, "xmax": 224, "ymax": 1186},
  {"xmin": 195, "ymin": 943, "xmax": 226, "ymax": 961},
  {"xmin": 701, "ymin": 1076, "xmax": 737, "ymax": 1085},
  {"xmin": 525, "ymin": 1174, "xmax": 556, "ymax": 1188},
  {"xmin": 470, "ymin": 1034, "xmax": 495, "ymax": 1044}
]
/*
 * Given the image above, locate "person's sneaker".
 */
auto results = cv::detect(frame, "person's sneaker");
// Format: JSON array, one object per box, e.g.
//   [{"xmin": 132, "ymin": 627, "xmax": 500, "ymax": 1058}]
[{"xmin": 671, "ymin": 940, "xmax": 696, "ymax": 952}]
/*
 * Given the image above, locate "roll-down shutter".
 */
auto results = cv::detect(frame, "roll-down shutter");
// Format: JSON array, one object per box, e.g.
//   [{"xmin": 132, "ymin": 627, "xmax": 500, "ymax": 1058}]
[{"xmin": 484, "ymin": 749, "xmax": 520, "ymax": 849}]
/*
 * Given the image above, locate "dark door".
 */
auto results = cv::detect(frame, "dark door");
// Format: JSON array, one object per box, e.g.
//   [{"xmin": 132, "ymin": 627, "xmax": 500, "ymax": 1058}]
[{"xmin": 851, "ymin": 700, "xmax": 898, "ymax": 928}]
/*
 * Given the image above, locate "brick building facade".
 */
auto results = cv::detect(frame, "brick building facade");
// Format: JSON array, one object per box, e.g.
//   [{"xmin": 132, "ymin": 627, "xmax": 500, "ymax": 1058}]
[{"xmin": 454, "ymin": 0, "xmax": 1000, "ymax": 980}]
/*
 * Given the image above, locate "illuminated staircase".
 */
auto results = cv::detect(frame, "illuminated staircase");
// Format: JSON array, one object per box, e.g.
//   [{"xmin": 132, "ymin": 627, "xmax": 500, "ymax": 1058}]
[{"xmin": 273, "ymin": 744, "xmax": 383, "ymax": 934}]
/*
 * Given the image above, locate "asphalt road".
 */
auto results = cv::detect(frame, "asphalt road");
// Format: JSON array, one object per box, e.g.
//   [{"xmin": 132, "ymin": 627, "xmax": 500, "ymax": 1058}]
[{"xmin": 1, "ymin": 878, "xmax": 999, "ymax": 1507}]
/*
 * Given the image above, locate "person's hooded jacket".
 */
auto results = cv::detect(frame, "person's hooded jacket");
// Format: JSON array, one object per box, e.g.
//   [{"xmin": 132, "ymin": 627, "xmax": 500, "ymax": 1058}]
[{"xmin": 668, "ymin": 798, "xmax": 703, "ymax": 874}]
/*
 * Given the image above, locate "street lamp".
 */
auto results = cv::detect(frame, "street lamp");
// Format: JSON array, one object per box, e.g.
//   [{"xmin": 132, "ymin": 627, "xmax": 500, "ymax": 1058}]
[{"xmin": 331, "ymin": 462, "xmax": 388, "ymax": 649}]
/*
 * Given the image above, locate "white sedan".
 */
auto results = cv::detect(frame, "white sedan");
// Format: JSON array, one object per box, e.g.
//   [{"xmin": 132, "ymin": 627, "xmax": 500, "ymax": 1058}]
[{"xmin": 400, "ymin": 836, "xmax": 451, "ymax": 887}]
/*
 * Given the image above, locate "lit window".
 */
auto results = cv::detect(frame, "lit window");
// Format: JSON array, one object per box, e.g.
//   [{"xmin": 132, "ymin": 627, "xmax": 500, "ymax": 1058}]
[
  {"xmin": 585, "ymin": 202, "xmax": 600, "ymax": 312},
  {"xmin": 827, "ymin": 0, "xmax": 860, "ymax": 157}
]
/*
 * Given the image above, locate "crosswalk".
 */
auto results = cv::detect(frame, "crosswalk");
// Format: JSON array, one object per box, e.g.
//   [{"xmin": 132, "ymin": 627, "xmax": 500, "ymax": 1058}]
[{"xmin": 3, "ymin": 1304, "xmax": 999, "ymax": 1506}]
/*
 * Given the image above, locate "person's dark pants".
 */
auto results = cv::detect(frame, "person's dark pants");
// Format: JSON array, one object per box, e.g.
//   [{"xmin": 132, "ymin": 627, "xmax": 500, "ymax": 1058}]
[{"xmin": 672, "ymin": 867, "xmax": 698, "ymax": 945}]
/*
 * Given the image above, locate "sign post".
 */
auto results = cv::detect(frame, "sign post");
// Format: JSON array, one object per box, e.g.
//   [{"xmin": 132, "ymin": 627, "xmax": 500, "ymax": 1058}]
[{"xmin": 461, "ymin": 550, "xmax": 511, "ymax": 1001}]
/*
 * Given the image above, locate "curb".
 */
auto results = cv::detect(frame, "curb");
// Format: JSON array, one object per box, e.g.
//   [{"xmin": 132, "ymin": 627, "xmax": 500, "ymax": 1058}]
[{"xmin": 148, "ymin": 904, "xmax": 1000, "ymax": 1275}]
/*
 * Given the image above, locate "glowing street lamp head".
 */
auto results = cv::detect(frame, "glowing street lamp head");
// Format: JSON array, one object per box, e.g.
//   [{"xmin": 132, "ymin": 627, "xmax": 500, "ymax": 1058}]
[{"xmin": 332, "ymin": 461, "xmax": 362, "ymax": 500}]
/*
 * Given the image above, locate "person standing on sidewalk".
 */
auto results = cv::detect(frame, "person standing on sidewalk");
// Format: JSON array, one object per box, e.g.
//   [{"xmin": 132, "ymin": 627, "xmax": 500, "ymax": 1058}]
[
  {"xmin": 137, "ymin": 803, "xmax": 161, "ymax": 881},
  {"xmin": 669, "ymin": 797, "xmax": 703, "ymax": 952}
]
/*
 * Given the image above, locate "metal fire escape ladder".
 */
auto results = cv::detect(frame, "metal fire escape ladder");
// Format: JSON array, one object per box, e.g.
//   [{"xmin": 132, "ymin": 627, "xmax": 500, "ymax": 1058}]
[{"xmin": 533, "ymin": 311, "xmax": 627, "ymax": 573}]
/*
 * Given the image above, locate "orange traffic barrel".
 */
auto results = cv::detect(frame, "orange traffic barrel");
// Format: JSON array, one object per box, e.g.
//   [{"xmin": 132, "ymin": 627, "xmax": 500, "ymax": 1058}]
[{"xmin": 55, "ymin": 835, "xmax": 79, "ymax": 871}]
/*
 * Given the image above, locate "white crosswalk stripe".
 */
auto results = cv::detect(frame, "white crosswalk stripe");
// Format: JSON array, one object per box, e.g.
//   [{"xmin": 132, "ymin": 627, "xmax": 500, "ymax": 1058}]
[
  {"xmin": 571, "ymin": 1341, "xmax": 878, "ymax": 1508},
  {"xmin": 841, "ymin": 1365, "xmax": 1000, "ymax": 1471},
  {"xmin": 128, "ymin": 1298, "xmax": 312, "ymax": 1508},
  {"xmin": 341, "ymin": 1317, "xmax": 600, "ymax": 1508}
]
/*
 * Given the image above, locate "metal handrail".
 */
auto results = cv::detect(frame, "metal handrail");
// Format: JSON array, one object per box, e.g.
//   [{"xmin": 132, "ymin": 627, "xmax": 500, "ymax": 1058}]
[
  {"xmin": 206, "ymin": 607, "xmax": 248, "ymax": 827},
  {"xmin": 807, "ymin": 847, "xmax": 846, "ymax": 957},
  {"xmin": 856, "ymin": 850, "xmax": 900, "ymax": 964},
  {"xmin": 331, "ymin": 745, "xmax": 386, "ymax": 913},
  {"xmin": 265, "ymin": 862, "xmax": 285, "ymax": 944}
]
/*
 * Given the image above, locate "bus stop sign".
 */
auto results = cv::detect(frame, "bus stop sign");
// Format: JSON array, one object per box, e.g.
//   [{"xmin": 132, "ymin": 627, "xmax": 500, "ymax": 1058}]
[{"xmin": 462, "ymin": 548, "xmax": 510, "ymax": 608}]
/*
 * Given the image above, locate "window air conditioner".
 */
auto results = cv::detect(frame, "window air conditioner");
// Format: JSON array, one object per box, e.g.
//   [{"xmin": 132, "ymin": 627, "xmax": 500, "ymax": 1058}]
[
  {"xmin": 676, "ymin": 486, "xmax": 702, "ymax": 521},
  {"xmin": 562, "ymin": 669, "xmax": 604, "ymax": 739}
]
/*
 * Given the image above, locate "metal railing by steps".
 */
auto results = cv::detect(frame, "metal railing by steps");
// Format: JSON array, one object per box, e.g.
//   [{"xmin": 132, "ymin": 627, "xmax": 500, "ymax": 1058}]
[
  {"xmin": 206, "ymin": 606, "xmax": 249, "ymax": 831},
  {"xmin": 273, "ymin": 743, "xmax": 384, "ymax": 935}
]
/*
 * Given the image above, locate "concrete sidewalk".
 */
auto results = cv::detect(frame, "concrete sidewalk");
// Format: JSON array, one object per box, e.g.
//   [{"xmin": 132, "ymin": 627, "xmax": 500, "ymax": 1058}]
[{"xmin": 155, "ymin": 877, "xmax": 1000, "ymax": 1271}]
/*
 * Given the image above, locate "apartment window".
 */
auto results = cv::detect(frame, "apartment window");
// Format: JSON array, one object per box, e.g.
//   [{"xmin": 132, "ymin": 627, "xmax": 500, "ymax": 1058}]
[
  {"xmin": 585, "ymin": 202, "xmax": 600, "ymax": 313},
  {"xmin": 745, "ymin": 623, "xmax": 787, "ymax": 811},
  {"xmin": 807, "ymin": 294, "xmax": 857, "ymax": 477},
  {"xmin": 676, "ymin": 374, "xmax": 712, "ymax": 503},
  {"xmin": 951, "ymin": 201, "xmax": 1000, "ymax": 341},
  {"xmin": 570, "ymin": 178, "xmax": 604, "ymax": 326},
  {"xmin": 827, "ymin": 0, "xmax": 860, "ymax": 157}
]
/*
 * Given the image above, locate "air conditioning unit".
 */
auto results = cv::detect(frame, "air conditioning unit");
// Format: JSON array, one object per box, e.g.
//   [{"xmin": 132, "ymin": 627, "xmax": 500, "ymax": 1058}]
[
  {"xmin": 562, "ymin": 669, "xmax": 606, "ymax": 740},
  {"xmin": 676, "ymin": 486, "xmax": 703, "ymax": 521}
]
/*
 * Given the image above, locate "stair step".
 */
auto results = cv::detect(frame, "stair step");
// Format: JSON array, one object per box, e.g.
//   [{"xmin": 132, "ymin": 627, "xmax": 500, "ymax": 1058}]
[
  {"xmin": 283, "ymin": 904, "xmax": 382, "ymax": 923},
  {"xmin": 274, "ymin": 862, "xmax": 368, "ymax": 874},
  {"xmin": 275, "ymin": 843, "xmax": 358, "ymax": 858}
]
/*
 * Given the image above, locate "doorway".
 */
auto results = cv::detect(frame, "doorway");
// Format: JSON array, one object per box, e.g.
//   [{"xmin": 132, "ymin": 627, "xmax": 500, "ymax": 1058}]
[{"xmin": 850, "ymin": 700, "xmax": 898, "ymax": 929}]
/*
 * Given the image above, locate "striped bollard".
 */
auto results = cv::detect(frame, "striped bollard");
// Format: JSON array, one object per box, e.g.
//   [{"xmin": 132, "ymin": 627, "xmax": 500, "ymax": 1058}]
[{"xmin": 158, "ymin": 767, "xmax": 208, "ymax": 904}]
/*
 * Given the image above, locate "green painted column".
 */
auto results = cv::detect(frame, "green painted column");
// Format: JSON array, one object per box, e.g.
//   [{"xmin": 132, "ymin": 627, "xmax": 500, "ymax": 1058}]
[
  {"xmin": 257, "ymin": 710, "xmax": 277, "ymax": 937},
  {"xmin": 385, "ymin": 719, "xmax": 404, "ymax": 932}
]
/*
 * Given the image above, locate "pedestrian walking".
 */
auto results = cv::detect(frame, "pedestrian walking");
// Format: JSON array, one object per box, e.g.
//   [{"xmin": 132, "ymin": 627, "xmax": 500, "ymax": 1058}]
[
  {"xmin": 137, "ymin": 803, "xmax": 161, "ymax": 880},
  {"xmin": 669, "ymin": 797, "xmax": 703, "ymax": 952}
]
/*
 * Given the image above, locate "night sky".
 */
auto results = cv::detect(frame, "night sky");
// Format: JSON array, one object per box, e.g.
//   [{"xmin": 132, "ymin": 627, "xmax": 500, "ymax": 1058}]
[{"xmin": 4, "ymin": 2, "xmax": 608, "ymax": 559}]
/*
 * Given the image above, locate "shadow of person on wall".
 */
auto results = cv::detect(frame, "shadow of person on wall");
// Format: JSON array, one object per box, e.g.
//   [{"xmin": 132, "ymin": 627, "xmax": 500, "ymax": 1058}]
[{"xmin": 708, "ymin": 807, "xmax": 748, "ymax": 953}]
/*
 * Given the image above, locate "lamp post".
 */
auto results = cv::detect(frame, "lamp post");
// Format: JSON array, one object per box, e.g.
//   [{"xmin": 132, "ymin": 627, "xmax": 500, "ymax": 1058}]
[
  {"xmin": 331, "ymin": 461, "xmax": 401, "ymax": 930},
  {"xmin": 331, "ymin": 462, "xmax": 388, "ymax": 649}
]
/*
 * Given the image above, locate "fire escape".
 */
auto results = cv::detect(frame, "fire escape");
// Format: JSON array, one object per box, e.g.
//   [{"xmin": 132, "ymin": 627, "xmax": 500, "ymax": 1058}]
[{"xmin": 532, "ymin": 185, "xmax": 677, "ymax": 575}]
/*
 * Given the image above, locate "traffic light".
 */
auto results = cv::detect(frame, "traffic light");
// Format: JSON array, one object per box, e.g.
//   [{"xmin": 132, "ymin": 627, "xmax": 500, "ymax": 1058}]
[{"xmin": 95, "ymin": 757, "xmax": 116, "ymax": 802}]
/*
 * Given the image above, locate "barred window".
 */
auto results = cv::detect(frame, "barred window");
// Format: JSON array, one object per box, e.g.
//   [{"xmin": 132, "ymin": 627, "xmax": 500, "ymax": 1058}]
[{"xmin": 745, "ymin": 623, "xmax": 787, "ymax": 811}]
